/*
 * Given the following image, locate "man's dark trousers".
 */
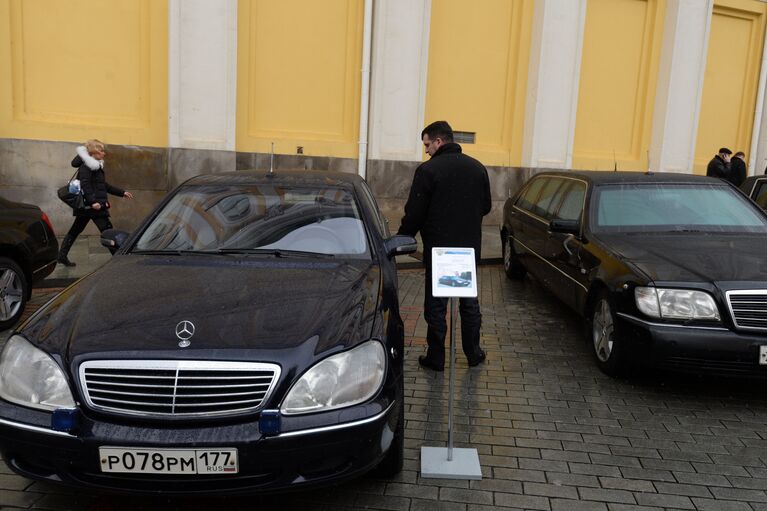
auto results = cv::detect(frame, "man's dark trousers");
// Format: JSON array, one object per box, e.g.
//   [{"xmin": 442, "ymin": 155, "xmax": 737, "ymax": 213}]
[{"xmin": 423, "ymin": 263, "xmax": 481, "ymax": 364}]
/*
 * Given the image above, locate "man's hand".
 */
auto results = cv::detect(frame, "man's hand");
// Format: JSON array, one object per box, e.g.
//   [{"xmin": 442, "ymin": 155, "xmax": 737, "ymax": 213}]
[
  {"xmin": 124, "ymin": 191, "xmax": 134, "ymax": 199},
  {"xmin": 723, "ymin": 154, "xmax": 732, "ymax": 163},
  {"xmin": 92, "ymin": 203, "xmax": 102, "ymax": 211}
]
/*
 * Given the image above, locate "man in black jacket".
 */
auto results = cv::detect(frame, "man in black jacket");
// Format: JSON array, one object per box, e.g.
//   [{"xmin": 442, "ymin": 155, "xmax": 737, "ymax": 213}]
[
  {"xmin": 398, "ymin": 121, "xmax": 492, "ymax": 371},
  {"xmin": 706, "ymin": 147, "xmax": 732, "ymax": 180},
  {"xmin": 729, "ymin": 151, "xmax": 747, "ymax": 187}
]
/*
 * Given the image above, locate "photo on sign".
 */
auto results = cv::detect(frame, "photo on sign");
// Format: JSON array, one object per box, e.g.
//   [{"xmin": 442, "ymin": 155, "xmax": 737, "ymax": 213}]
[{"xmin": 437, "ymin": 271, "xmax": 473, "ymax": 288}]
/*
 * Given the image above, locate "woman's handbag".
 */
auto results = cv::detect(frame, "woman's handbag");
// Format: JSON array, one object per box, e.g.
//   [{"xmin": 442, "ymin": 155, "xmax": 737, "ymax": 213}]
[{"xmin": 57, "ymin": 170, "xmax": 86, "ymax": 210}]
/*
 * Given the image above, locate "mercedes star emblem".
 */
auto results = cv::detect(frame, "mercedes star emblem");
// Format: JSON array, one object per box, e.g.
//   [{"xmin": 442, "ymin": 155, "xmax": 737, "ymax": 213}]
[{"xmin": 175, "ymin": 320, "xmax": 195, "ymax": 348}]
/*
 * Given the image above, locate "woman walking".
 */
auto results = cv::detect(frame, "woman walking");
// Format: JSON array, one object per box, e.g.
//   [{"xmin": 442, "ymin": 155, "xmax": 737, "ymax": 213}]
[{"xmin": 57, "ymin": 139, "xmax": 133, "ymax": 267}]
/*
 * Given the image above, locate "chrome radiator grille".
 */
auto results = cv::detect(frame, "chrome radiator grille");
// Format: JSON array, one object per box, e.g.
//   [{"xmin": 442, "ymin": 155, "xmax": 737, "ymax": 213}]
[
  {"xmin": 727, "ymin": 290, "xmax": 767, "ymax": 332},
  {"xmin": 79, "ymin": 360, "xmax": 281, "ymax": 418}
]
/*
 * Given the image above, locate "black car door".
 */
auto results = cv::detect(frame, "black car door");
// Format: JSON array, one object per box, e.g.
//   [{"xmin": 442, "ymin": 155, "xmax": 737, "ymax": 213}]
[
  {"xmin": 544, "ymin": 179, "xmax": 589, "ymax": 311},
  {"xmin": 750, "ymin": 178, "xmax": 767, "ymax": 210}
]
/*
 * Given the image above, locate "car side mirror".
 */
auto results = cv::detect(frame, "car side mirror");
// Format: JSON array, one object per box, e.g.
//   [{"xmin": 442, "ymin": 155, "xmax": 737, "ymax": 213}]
[
  {"xmin": 549, "ymin": 219, "xmax": 580, "ymax": 236},
  {"xmin": 384, "ymin": 235, "xmax": 418, "ymax": 258},
  {"xmin": 100, "ymin": 229, "xmax": 130, "ymax": 251}
]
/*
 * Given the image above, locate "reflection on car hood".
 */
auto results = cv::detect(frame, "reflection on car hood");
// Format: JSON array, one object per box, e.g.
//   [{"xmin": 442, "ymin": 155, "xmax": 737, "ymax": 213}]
[
  {"xmin": 21, "ymin": 255, "xmax": 380, "ymax": 361},
  {"xmin": 597, "ymin": 233, "xmax": 767, "ymax": 283}
]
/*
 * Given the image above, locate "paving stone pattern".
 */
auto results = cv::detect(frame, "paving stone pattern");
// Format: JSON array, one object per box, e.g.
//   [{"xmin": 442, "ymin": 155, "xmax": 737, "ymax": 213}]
[{"xmin": 3, "ymin": 266, "xmax": 767, "ymax": 510}]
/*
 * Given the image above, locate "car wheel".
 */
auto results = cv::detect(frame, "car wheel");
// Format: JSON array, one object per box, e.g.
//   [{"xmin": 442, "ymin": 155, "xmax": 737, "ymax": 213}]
[
  {"xmin": 590, "ymin": 291, "xmax": 625, "ymax": 377},
  {"xmin": 502, "ymin": 232, "xmax": 526, "ymax": 280},
  {"xmin": 375, "ymin": 378, "xmax": 404, "ymax": 476},
  {"xmin": 0, "ymin": 257, "xmax": 28, "ymax": 331}
]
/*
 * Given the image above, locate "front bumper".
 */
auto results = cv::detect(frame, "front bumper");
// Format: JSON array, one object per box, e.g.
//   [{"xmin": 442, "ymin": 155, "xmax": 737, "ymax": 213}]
[
  {"xmin": 0, "ymin": 397, "xmax": 400, "ymax": 495},
  {"xmin": 617, "ymin": 312, "xmax": 767, "ymax": 375}
]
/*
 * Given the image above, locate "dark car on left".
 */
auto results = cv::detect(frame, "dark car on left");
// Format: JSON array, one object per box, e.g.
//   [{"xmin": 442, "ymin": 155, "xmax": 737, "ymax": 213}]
[
  {"xmin": 501, "ymin": 171, "xmax": 767, "ymax": 378},
  {"xmin": 0, "ymin": 170, "xmax": 416, "ymax": 495},
  {"xmin": 0, "ymin": 196, "xmax": 57, "ymax": 330}
]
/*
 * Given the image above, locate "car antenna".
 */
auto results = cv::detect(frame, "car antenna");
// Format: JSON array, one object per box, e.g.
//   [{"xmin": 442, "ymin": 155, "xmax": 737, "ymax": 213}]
[
  {"xmin": 613, "ymin": 150, "xmax": 617, "ymax": 172},
  {"xmin": 269, "ymin": 142, "xmax": 275, "ymax": 176}
]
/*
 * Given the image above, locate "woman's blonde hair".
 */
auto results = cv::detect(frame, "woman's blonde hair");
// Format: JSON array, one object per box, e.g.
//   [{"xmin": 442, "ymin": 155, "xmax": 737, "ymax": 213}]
[{"xmin": 85, "ymin": 139, "xmax": 105, "ymax": 155}]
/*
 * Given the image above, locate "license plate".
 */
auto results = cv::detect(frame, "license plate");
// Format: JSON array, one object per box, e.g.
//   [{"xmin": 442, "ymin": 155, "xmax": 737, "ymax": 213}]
[
  {"xmin": 99, "ymin": 447, "xmax": 238, "ymax": 474},
  {"xmin": 760, "ymin": 346, "xmax": 767, "ymax": 365}
]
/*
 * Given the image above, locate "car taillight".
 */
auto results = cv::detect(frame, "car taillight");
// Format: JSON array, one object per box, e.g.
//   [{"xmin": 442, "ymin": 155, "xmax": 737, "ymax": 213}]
[{"xmin": 41, "ymin": 212, "xmax": 55, "ymax": 235}]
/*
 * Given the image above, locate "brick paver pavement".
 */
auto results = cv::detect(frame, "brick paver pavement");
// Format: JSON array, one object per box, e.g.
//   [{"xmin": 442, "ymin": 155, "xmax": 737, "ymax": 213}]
[{"xmin": 2, "ymin": 266, "xmax": 767, "ymax": 510}]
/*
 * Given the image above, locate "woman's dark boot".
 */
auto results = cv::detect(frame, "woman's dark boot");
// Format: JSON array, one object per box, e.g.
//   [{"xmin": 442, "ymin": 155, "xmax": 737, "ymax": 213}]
[{"xmin": 57, "ymin": 235, "xmax": 77, "ymax": 267}]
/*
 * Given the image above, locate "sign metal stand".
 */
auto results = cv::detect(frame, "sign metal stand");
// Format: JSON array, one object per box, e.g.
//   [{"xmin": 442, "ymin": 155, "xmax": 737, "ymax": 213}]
[{"xmin": 420, "ymin": 248, "xmax": 482, "ymax": 480}]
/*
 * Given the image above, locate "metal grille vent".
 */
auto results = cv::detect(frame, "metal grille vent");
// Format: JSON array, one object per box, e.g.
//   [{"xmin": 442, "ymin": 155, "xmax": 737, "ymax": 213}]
[
  {"xmin": 453, "ymin": 131, "xmax": 476, "ymax": 144},
  {"xmin": 79, "ymin": 360, "xmax": 281, "ymax": 418},
  {"xmin": 726, "ymin": 290, "xmax": 767, "ymax": 332}
]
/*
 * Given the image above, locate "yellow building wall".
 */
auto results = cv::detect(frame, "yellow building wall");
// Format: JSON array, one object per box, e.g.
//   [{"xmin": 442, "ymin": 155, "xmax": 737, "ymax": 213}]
[
  {"xmin": 424, "ymin": 0, "xmax": 533, "ymax": 167},
  {"xmin": 0, "ymin": 0, "xmax": 168, "ymax": 147},
  {"xmin": 573, "ymin": 0, "xmax": 666, "ymax": 171},
  {"xmin": 694, "ymin": 0, "xmax": 767, "ymax": 174},
  {"xmin": 236, "ymin": 0, "xmax": 363, "ymax": 159}
]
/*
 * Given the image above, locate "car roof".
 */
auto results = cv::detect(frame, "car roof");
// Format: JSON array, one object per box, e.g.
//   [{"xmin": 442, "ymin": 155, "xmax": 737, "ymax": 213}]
[
  {"xmin": 532, "ymin": 170, "xmax": 726, "ymax": 186},
  {"xmin": 183, "ymin": 170, "xmax": 365, "ymax": 188}
]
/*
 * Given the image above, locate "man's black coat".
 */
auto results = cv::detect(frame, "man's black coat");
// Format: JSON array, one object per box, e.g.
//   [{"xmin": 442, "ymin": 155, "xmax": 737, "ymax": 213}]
[
  {"xmin": 729, "ymin": 157, "xmax": 747, "ymax": 187},
  {"xmin": 398, "ymin": 143, "xmax": 491, "ymax": 264},
  {"xmin": 706, "ymin": 154, "xmax": 730, "ymax": 180}
]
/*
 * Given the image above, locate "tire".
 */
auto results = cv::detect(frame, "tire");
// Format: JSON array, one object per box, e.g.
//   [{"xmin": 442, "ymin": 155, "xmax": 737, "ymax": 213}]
[
  {"xmin": 502, "ymin": 232, "xmax": 526, "ymax": 280},
  {"xmin": 589, "ymin": 290, "xmax": 626, "ymax": 377},
  {"xmin": 375, "ymin": 400, "xmax": 404, "ymax": 476},
  {"xmin": 0, "ymin": 257, "xmax": 28, "ymax": 331}
]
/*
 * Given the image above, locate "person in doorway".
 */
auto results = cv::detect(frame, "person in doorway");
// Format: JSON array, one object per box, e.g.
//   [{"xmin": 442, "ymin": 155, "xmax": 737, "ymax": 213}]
[
  {"xmin": 706, "ymin": 147, "xmax": 732, "ymax": 180},
  {"xmin": 397, "ymin": 121, "xmax": 492, "ymax": 371},
  {"xmin": 57, "ymin": 140, "xmax": 134, "ymax": 266},
  {"xmin": 729, "ymin": 151, "xmax": 747, "ymax": 187}
]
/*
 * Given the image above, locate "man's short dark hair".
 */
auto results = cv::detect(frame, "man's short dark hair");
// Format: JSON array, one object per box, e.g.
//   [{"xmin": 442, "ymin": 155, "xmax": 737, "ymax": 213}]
[
  {"xmin": 422, "ymin": 121, "xmax": 454, "ymax": 143},
  {"xmin": 719, "ymin": 147, "xmax": 733, "ymax": 155},
  {"xmin": 734, "ymin": 151, "xmax": 745, "ymax": 158}
]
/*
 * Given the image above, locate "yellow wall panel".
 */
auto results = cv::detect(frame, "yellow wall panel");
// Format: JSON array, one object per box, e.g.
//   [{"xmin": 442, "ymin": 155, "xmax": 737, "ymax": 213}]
[
  {"xmin": 573, "ymin": 0, "xmax": 665, "ymax": 171},
  {"xmin": 425, "ymin": 0, "xmax": 533, "ymax": 167},
  {"xmin": 236, "ymin": 0, "xmax": 363, "ymax": 158},
  {"xmin": 0, "ymin": 0, "xmax": 168, "ymax": 147},
  {"xmin": 694, "ymin": 0, "xmax": 767, "ymax": 174}
]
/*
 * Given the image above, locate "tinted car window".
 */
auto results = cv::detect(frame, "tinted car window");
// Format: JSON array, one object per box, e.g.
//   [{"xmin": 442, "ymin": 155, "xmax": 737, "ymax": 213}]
[
  {"xmin": 516, "ymin": 178, "xmax": 547, "ymax": 212},
  {"xmin": 592, "ymin": 183, "xmax": 767, "ymax": 233},
  {"xmin": 556, "ymin": 181, "xmax": 587, "ymax": 221},
  {"xmin": 754, "ymin": 181, "xmax": 767, "ymax": 209},
  {"xmin": 532, "ymin": 179, "xmax": 565, "ymax": 219},
  {"xmin": 135, "ymin": 185, "xmax": 370, "ymax": 257}
]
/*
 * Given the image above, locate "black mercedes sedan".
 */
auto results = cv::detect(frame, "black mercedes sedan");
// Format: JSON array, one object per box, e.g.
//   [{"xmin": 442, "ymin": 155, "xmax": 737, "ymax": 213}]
[
  {"xmin": 501, "ymin": 171, "xmax": 767, "ymax": 377},
  {"xmin": 0, "ymin": 171, "xmax": 416, "ymax": 495},
  {"xmin": 0, "ymin": 196, "xmax": 58, "ymax": 330}
]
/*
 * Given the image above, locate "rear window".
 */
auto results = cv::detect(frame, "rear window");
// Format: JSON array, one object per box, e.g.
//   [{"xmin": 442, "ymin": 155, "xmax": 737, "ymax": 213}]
[{"xmin": 592, "ymin": 183, "xmax": 767, "ymax": 233}]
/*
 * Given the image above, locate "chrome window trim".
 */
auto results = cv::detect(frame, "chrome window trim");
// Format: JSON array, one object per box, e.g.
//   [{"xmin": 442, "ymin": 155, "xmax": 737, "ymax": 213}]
[
  {"xmin": 726, "ymin": 289, "xmax": 767, "ymax": 332},
  {"xmin": 510, "ymin": 235, "xmax": 588, "ymax": 292},
  {"xmin": 79, "ymin": 360, "xmax": 281, "ymax": 418},
  {"xmin": 0, "ymin": 416, "xmax": 74, "ymax": 437},
  {"xmin": 275, "ymin": 401, "xmax": 395, "ymax": 438},
  {"xmin": 748, "ymin": 177, "xmax": 766, "ymax": 197},
  {"xmin": 513, "ymin": 176, "xmax": 589, "ymax": 233},
  {"xmin": 616, "ymin": 312, "xmax": 728, "ymax": 331}
]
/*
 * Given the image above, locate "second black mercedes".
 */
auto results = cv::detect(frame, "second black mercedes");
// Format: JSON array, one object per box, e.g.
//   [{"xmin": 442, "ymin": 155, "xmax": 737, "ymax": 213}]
[{"xmin": 502, "ymin": 171, "xmax": 767, "ymax": 377}]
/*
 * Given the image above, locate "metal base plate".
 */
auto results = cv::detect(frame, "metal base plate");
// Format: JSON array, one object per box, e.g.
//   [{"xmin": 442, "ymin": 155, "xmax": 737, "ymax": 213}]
[{"xmin": 420, "ymin": 446, "xmax": 482, "ymax": 480}]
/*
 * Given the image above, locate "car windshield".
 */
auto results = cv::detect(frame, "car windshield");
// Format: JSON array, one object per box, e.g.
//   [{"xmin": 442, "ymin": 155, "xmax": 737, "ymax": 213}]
[
  {"xmin": 133, "ymin": 184, "xmax": 370, "ymax": 257},
  {"xmin": 592, "ymin": 183, "xmax": 767, "ymax": 233}
]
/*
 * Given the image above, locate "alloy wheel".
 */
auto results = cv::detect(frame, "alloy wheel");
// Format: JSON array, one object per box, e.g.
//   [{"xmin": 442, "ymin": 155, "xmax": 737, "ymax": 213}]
[
  {"xmin": 0, "ymin": 268, "xmax": 23, "ymax": 322},
  {"xmin": 592, "ymin": 299, "xmax": 614, "ymax": 362}
]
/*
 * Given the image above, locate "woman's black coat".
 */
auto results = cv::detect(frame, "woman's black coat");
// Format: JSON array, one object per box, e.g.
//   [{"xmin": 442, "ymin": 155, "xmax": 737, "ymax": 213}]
[{"xmin": 70, "ymin": 156, "xmax": 125, "ymax": 218}]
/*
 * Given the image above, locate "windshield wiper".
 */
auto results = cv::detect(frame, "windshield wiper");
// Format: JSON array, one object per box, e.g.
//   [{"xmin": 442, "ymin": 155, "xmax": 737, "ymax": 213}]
[
  {"xmin": 131, "ymin": 249, "xmax": 220, "ymax": 256},
  {"xmin": 215, "ymin": 248, "xmax": 335, "ymax": 258}
]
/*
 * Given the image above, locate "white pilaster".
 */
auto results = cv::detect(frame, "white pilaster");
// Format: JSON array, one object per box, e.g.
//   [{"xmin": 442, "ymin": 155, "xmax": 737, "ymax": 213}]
[
  {"xmin": 649, "ymin": 0, "xmax": 713, "ymax": 173},
  {"xmin": 169, "ymin": 0, "xmax": 237, "ymax": 151},
  {"xmin": 369, "ymin": 0, "xmax": 431, "ymax": 161},
  {"xmin": 521, "ymin": 0, "xmax": 587, "ymax": 169}
]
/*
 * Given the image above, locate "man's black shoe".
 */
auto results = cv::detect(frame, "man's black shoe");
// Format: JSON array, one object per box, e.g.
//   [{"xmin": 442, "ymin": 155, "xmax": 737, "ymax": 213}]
[
  {"xmin": 418, "ymin": 355, "xmax": 444, "ymax": 372},
  {"xmin": 467, "ymin": 349, "xmax": 486, "ymax": 367}
]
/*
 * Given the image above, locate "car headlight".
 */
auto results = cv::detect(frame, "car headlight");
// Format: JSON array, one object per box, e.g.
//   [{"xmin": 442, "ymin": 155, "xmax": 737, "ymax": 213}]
[
  {"xmin": 281, "ymin": 340, "xmax": 386, "ymax": 415},
  {"xmin": 0, "ymin": 335, "xmax": 75, "ymax": 411},
  {"xmin": 635, "ymin": 287, "xmax": 720, "ymax": 320}
]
